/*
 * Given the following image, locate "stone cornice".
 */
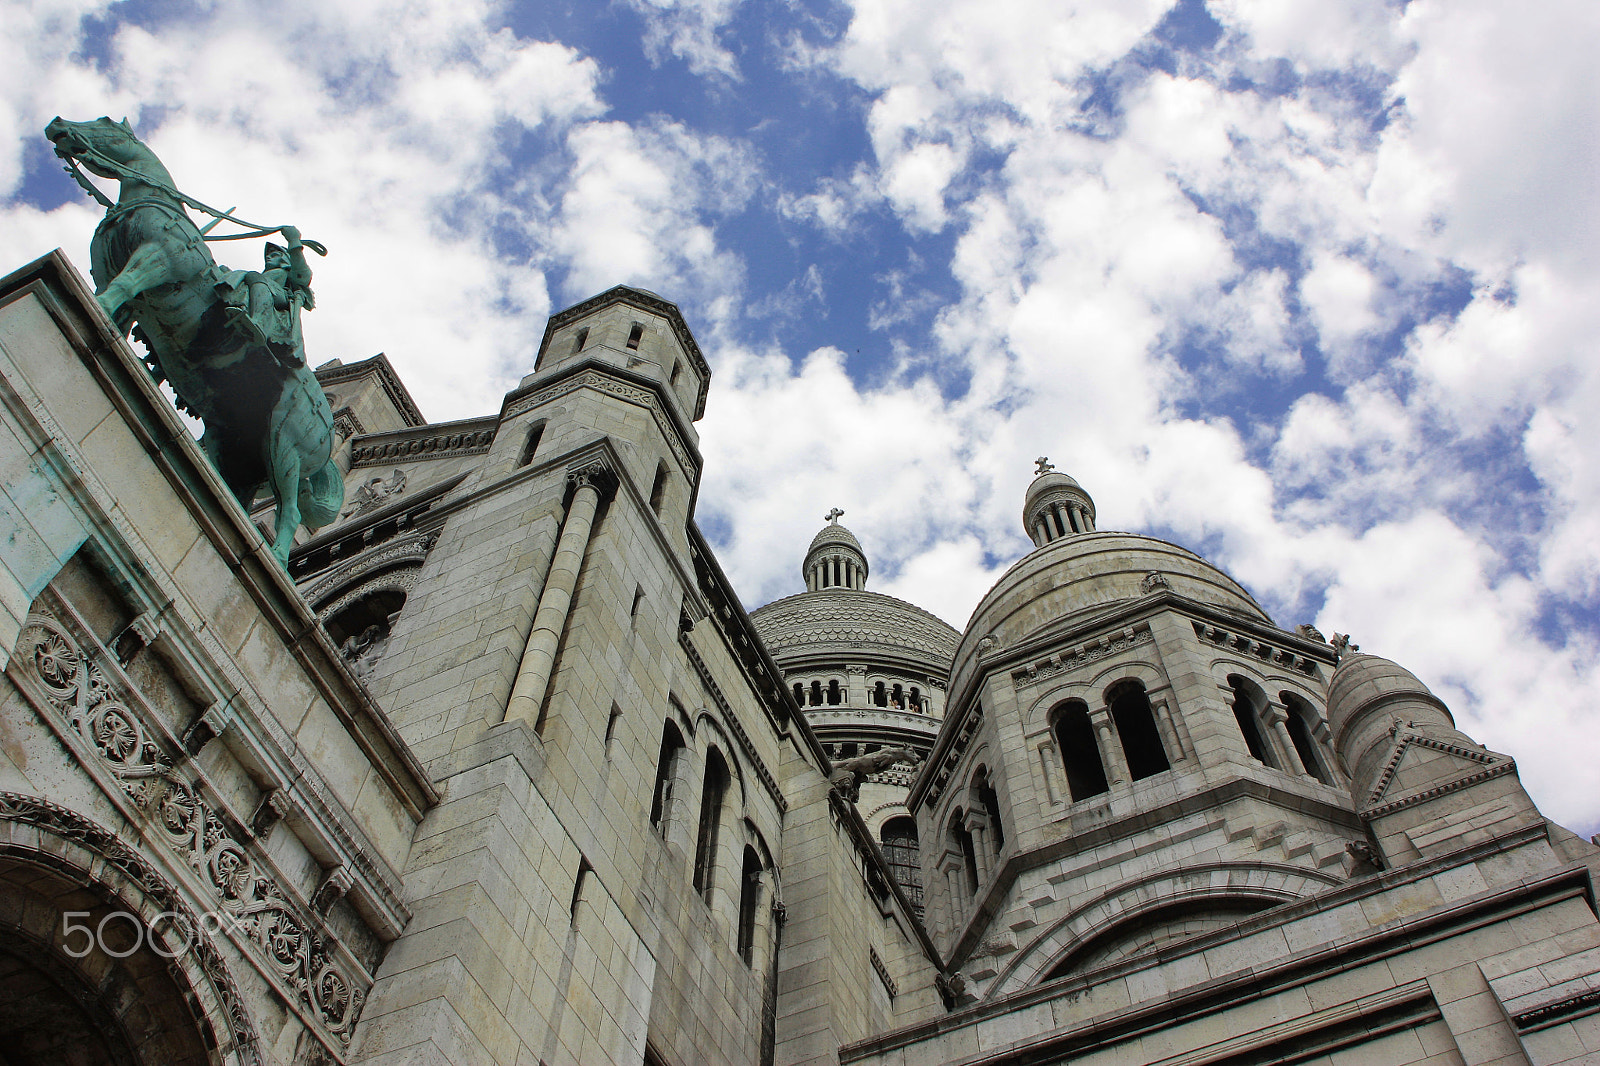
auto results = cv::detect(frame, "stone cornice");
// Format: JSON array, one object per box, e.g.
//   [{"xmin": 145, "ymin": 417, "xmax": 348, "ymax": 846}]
[
  {"xmin": 348, "ymin": 415, "xmax": 498, "ymax": 467},
  {"xmin": 503, "ymin": 362, "xmax": 703, "ymax": 483},
  {"xmin": 315, "ymin": 352, "xmax": 426, "ymax": 427}
]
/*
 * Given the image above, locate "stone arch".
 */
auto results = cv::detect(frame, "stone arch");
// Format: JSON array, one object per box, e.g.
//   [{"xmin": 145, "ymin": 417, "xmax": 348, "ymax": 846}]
[
  {"xmin": 1226, "ymin": 673, "xmax": 1279, "ymax": 769},
  {"xmin": 0, "ymin": 792, "xmax": 267, "ymax": 1065},
  {"xmin": 1085, "ymin": 657, "xmax": 1169, "ymax": 696},
  {"xmin": 986, "ymin": 861, "xmax": 1343, "ymax": 999},
  {"xmin": 314, "ymin": 568, "xmax": 419, "ymax": 644},
  {"xmin": 692, "ymin": 712, "xmax": 748, "ymax": 810},
  {"xmin": 1103, "ymin": 678, "xmax": 1171, "ymax": 780}
]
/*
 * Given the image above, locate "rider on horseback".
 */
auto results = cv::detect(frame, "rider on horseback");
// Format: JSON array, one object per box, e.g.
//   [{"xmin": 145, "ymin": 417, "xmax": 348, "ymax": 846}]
[{"xmin": 217, "ymin": 225, "xmax": 315, "ymax": 369}]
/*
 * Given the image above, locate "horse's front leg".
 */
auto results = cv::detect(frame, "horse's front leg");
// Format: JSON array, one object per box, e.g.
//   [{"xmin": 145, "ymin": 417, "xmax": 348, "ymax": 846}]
[
  {"xmin": 268, "ymin": 443, "xmax": 303, "ymax": 565},
  {"xmin": 97, "ymin": 240, "xmax": 175, "ymax": 323}
]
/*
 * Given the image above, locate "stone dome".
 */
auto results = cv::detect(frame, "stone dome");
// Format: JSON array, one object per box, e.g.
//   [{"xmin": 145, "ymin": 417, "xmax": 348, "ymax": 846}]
[
  {"xmin": 751, "ymin": 589, "xmax": 960, "ymax": 673},
  {"xmin": 809, "ymin": 523, "xmax": 864, "ymax": 553},
  {"xmin": 1023, "ymin": 470, "xmax": 1081, "ymax": 507},
  {"xmin": 1325, "ymin": 650, "xmax": 1468, "ymax": 799},
  {"xmin": 803, "ymin": 516, "xmax": 870, "ymax": 591},
  {"xmin": 1023, "ymin": 463, "xmax": 1096, "ymax": 546},
  {"xmin": 950, "ymin": 531, "xmax": 1270, "ymax": 693}
]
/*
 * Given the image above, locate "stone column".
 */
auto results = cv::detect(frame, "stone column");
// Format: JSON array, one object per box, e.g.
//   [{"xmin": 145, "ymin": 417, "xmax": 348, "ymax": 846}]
[
  {"xmin": 1037, "ymin": 741, "xmax": 1063, "ymax": 806},
  {"xmin": 943, "ymin": 860, "xmax": 966, "ymax": 931},
  {"xmin": 965, "ymin": 811, "xmax": 992, "ymax": 884},
  {"xmin": 1150, "ymin": 696, "xmax": 1186, "ymax": 763},
  {"xmin": 1090, "ymin": 705, "xmax": 1130, "ymax": 785},
  {"xmin": 1313, "ymin": 719, "xmax": 1346, "ymax": 785},
  {"xmin": 1263, "ymin": 702, "xmax": 1310, "ymax": 779},
  {"xmin": 502, "ymin": 464, "xmax": 607, "ymax": 726}
]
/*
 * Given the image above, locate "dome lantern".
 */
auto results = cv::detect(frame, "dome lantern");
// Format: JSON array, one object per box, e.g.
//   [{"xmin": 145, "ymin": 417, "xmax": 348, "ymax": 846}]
[
  {"xmin": 804, "ymin": 508, "xmax": 869, "ymax": 590},
  {"xmin": 1023, "ymin": 457, "xmax": 1096, "ymax": 547}
]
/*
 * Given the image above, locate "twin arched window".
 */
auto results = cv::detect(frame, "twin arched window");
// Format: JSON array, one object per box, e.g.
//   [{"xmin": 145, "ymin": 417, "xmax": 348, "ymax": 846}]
[
  {"xmin": 1048, "ymin": 681, "xmax": 1169, "ymax": 801},
  {"xmin": 1229, "ymin": 676, "xmax": 1335, "ymax": 784}
]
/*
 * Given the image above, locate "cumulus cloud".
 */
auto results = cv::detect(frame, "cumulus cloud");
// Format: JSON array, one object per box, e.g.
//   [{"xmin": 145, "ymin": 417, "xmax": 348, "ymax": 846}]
[
  {"xmin": 744, "ymin": 0, "xmax": 1600, "ymax": 833},
  {"xmin": 5, "ymin": 0, "xmax": 1598, "ymax": 834}
]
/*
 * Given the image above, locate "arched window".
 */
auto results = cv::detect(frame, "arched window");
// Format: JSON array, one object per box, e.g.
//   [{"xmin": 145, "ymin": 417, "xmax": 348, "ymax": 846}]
[
  {"xmin": 974, "ymin": 768, "xmax": 1005, "ymax": 853},
  {"xmin": 949, "ymin": 809, "xmax": 978, "ymax": 897},
  {"xmin": 1051, "ymin": 700, "xmax": 1109, "ymax": 801},
  {"xmin": 737, "ymin": 845, "xmax": 763, "ymax": 965},
  {"xmin": 827, "ymin": 679, "xmax": 842, "ymax": 705},
  {"xmin": 650, "ymin": 719, "xmax": 686, "ymax": 833},
  {"xmin": 891, "ymin": 683, "xmax": 904, "ymax": 709},
  {"xmin": 792, "ymin": 682, "xmax": 804, "ymax": 705},
  {"xmin": 909, "ymin": 686, "xmax": 923, "ymax": 712},
  {"xmin": 1108, "ymin": 680, "xmax": 1170, "ymax": 780},
  {"xmin": 880, "ymin": 817, "xmax": 923, "ymax": 914},
  {"xmin": 810, "ymin": 680, "xmax": 823, "ymax": 707},
  {"xmin": 324, "ymin": 588, "xmax": 406, "ymax": 648},
  {"xmin": 693, "ymin": 749, "xmax": 729, "ymax": 900},
  {"xmin": 519, "ymin": 420, "xmax": 547, "ymax": 466},
  {"xmin": 1282, "ymin": 692, "xmax": 1332, "ymax": 784},
  {"xmin": 873, "ymin": 681, "xmax": 887, "ymax": 707},
  {"xmin": 649, "ymin": 461, "xmax": 669, "ymax": 515},
  {"xmin": 1229, "ymin": 676, "xmax": 1277, "ymax": 768}
]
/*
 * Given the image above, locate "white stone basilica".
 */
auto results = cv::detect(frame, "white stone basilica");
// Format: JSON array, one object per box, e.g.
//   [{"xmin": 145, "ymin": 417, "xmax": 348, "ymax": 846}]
[{"xmin": 0, "ymin": 260, "xmax": 1598, "ymax": 1066}]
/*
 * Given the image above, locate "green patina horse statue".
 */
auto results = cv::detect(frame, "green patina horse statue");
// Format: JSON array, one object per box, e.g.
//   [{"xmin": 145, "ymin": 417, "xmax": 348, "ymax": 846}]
[{"xmin": 44, "ymin": 116, "xmax": 343, "ymax": 564}]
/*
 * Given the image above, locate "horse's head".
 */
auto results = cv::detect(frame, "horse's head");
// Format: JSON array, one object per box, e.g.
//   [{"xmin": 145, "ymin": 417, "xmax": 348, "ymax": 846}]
[{"xmin": 45, "ymin": 116, "xmax": 143, "ymax": 178}]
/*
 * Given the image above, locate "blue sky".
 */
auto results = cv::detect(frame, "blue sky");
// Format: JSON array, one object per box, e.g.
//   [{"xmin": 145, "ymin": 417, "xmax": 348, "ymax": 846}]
[{"xmin": 4, "ymin": 0, "xmax": 1599, "ymax": 833}]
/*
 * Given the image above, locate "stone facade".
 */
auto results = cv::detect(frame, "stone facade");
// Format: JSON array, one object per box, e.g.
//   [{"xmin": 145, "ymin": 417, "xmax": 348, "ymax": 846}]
[{"xmin": 0, "ymin": 249, "xmax": 1596, "ymax": 1066}]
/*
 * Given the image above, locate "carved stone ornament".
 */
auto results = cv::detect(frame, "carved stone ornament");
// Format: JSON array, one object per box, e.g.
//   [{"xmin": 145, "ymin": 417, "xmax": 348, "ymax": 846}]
[
  {"xmin": 1295, "ymin": 623, "xmax": 1327, "ymax": 643},
  {"xmin": 1140, "ymin": 571, "xmax": 1171, "ymax": 594},
  {"xmin": 1331, "ymin": 632, "xmax": 1360, "ymax": 659},
  {"xmin": 342, "ymin": 467, "xmax": 406, "ymax": 519},
  {"xmin": 0, "ymin": 790, "xmax": 267, "ymax": 1065},
  {"xmin": 12, "ymin": 611, "xmax": 368, "ymax": 1048}
]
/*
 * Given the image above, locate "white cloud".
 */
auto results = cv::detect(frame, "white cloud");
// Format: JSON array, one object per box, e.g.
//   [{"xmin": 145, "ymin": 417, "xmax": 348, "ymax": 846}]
[{"xmin": 626, "ymin": 0, "xmax": 745, "ymax": 79}]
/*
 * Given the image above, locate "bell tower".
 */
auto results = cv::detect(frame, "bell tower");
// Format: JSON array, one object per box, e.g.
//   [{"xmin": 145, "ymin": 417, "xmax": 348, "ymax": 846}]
[{"xmin": 910, "ymin": 461, "xmax": 1361, "ymax": 1002}]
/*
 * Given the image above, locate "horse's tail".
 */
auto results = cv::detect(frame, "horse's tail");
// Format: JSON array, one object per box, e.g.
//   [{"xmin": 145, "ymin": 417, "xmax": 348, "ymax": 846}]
[{"xmin": 299, "ymin": 458, "xmax": 344, "ymax": 530}]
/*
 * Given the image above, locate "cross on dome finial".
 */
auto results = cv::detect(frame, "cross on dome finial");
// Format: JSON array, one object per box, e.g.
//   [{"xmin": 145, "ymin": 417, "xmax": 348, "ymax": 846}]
[
  {"xmin": 1034, "ymin": 456, "xmax": 1055, "ymax": 476},
  {"xmin": 825, "ymin": 507, "xmax": 845, "ymax": 524}
]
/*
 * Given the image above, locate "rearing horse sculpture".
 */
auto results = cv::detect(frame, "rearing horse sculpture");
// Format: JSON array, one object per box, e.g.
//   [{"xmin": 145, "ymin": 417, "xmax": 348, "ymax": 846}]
[{"xmin": 44, "ymin": 116, "xmax": 343, "ymax": 564}]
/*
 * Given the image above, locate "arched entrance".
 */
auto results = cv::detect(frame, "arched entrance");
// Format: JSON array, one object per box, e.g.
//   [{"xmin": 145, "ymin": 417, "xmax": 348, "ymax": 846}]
[{"xmin": 0, "ymin": 794, "xmax": 263, "ymax": 1065}]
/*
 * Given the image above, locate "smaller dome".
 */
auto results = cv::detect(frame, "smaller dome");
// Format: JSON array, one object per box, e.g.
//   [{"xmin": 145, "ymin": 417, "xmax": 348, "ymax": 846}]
[
  {"xmin": 804, "ymin": 512, "xmax": 869, "ymax": 591},
  {"xmin": 1326, "ymin": 649, "xmax": 1469, "ymax": 800},
  {"xmin": 1022, "ymin": 459, "xmax": 1095, "ymax": 547},
  {"xmin": 1024, "ymin": 470, "xmax": 1081, "ymax": 505},
  {"xmin": 1326, "ymin": 652, "xmax": 1451, "ymax": 744},
  {"xmin": 809, "ymin": 523, "xmax": 864, "ymax": 553}
]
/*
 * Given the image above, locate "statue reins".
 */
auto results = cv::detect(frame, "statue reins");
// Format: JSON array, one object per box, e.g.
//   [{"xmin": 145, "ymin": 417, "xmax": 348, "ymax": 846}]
[{"xmin": 62, "ymin": 145, "xmax": 328, "ymax": 257}]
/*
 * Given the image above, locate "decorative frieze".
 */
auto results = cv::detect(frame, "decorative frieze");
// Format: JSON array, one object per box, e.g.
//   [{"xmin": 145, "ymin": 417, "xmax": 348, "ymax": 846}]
[
  {"xmin": 349, "ymin": 424, "xmax": 496, "ymax": 466},
  {"xmin": 1192, "ymin": 620, "xmax": 1320, "ymax": 676},
  {"xmin": 925, "ymin": 704, "xmax": 984, "ymax": 806},
  {"xmin": 12, "ymin": 611, "xmax": 369, "ymax": 1050},
  {"xmin": 870, "ymin": 946, "xmax": 898, "ymax": 998},
  {"xmin": 1011, "ymin": 625, "xmax": 1155, "ymax": 689}
]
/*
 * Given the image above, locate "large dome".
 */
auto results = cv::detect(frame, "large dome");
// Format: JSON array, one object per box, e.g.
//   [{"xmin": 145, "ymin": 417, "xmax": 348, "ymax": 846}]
[
  {"xmin": 751, "ymin": 589, "xmax": 959, "ymax": 672},
  {"xmin": 950, "ymin": 531, "xmax": 1270, "ymax": 691}
]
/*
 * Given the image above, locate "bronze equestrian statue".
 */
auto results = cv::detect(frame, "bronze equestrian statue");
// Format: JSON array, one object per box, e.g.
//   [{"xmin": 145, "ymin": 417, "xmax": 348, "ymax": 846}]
[{"xmin": 45, "ymin": 116, "xmax": 343, "ymax": 564}]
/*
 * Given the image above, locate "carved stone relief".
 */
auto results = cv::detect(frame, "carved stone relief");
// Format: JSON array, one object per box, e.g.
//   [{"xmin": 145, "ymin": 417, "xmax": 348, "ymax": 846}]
[{"xmin": 11, "ymin": 611, "xmax": 368, "ymax": 1050}]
